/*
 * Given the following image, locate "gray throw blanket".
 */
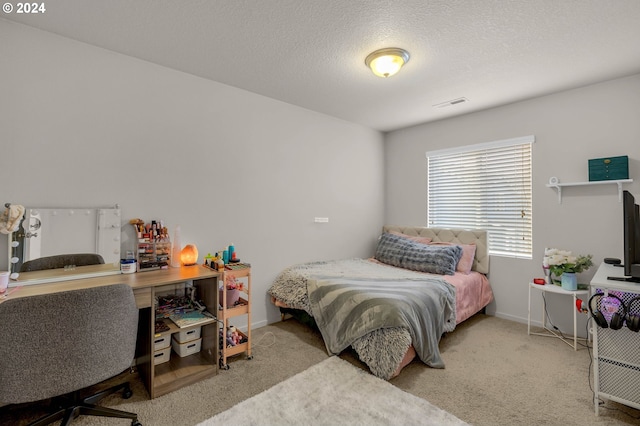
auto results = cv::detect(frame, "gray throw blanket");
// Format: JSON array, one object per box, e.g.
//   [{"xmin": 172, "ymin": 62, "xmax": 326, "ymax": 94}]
[{"xmin": 308, "ymin": 276, "xmax": 456, "ymax": 368}]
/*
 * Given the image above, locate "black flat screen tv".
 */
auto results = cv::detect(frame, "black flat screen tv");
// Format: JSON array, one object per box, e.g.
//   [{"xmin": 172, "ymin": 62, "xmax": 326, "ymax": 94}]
[{"xmin": 620, "ymin": 190, "xmax": 640, "ymax": 282}]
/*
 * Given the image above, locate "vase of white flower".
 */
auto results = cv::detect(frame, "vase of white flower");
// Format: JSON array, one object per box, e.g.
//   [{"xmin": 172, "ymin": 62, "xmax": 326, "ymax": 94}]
[{"xmin": 543, "ymin": 248, "xmax": 593, "ymax": 291}]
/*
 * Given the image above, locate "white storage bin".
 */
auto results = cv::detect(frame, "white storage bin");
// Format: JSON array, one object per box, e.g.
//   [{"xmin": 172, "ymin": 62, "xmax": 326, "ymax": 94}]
[
  {"xmin": 153, "ymin": 335, "xmax": 171, "ymax": 351},
  {"xmin": 171, "ymin": 336, "xmax": 202, "ymax": 357},
  {"xmin": 173, "ymin": 326, "xmax": 201, "ymax": 344},
  {"xmin": 153, "ymin": 346, "xmax": 171, "ymax": 365}
]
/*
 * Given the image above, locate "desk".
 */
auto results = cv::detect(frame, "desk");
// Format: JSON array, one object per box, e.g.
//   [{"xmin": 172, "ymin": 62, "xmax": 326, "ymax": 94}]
[
  {"xmin": 4, "ymin": 266, "xmax": 220, "ymax": 399},
  {"xmin": 527, "ymin": 281, "xmax": 588, "ymax": 350}
]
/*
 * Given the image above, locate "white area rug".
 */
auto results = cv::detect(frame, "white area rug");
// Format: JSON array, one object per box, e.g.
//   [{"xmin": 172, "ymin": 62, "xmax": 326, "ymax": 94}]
[{"xmin": 198, "ymin": 356, "xmax": 469, "ymax": 426}]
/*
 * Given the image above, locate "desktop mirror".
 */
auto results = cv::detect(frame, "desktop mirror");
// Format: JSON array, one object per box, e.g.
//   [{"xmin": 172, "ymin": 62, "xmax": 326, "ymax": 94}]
[{"xmin": 8, "ymin": 206, "xmax": 122, "ymax": 285}]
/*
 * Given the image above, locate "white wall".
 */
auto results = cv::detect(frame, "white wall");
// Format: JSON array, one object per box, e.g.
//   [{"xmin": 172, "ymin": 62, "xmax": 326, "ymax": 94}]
[
  {"xmin": 385, "ymin": 73, "xmax": 640, "ymax": 336},
  {"xmin": 0, "ymin": 20, "xmax": 385, "ymax": 327}
]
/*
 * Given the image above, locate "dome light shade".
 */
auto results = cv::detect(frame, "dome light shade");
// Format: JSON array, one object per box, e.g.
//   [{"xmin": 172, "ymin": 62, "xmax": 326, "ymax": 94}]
[{"xmin": 365, "ymin": 48, "xmax": 410, "ymax": 78}]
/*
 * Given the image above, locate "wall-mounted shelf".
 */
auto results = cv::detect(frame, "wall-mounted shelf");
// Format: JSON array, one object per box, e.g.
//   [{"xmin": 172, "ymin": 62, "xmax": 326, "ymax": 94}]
[{"xmin": 546, "ymin": 179, "xmax": 633, "ymax": 204}]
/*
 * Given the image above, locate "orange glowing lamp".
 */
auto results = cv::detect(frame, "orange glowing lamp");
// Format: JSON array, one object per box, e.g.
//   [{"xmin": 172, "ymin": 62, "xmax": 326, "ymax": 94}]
[{"xmin": 180, "ymin": 244, "xmax": 199, "ymax": 266}]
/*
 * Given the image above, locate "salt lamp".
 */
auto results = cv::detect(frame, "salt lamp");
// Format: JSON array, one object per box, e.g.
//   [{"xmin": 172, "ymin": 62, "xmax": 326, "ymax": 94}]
[{"xmin": 180, "ymin": 244, "xmax": 199, "ymax": 266}]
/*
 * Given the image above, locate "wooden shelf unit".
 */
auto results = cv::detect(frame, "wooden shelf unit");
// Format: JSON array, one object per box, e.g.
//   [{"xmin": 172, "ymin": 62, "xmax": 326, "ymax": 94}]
[
  {"xmin": 138, "ymin": 271, "xmax": 220, "ymax": 398},
  {"xmin": 151, "ymin": 317, "xmax": 217, "ymax": 397},
  {"xmin": 218, "ymin": 265, "xmax": 252, "ymax": 369}
]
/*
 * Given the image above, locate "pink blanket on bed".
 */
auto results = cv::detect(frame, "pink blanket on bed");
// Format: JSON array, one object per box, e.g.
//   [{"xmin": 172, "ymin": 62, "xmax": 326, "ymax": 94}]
[{"xmin": 443, "ymin": 271, "xmax": 493, "ymax": 324}]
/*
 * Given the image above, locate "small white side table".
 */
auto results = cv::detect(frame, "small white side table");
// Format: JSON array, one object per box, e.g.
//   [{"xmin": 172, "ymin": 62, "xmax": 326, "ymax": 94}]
[{"xmin": 527, "ymin": 281, "xmax": 589, "ymax": 350}]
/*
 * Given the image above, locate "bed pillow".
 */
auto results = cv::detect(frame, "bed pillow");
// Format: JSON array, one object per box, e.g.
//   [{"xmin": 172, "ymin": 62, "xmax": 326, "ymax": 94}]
[
  {"xmin": 429, "ymin": 242, "xmax": 477, "ymax": 274},
  {"xmin": 374, "ymin": 232, "xmax": 462, "ymax": 275},
  {"xmin": 388, "ymin": 230, "xmax": 432, "ymax": 244}
]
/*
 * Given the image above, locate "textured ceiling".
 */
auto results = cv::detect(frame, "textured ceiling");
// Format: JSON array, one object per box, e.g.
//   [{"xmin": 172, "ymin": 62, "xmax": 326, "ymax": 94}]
[{"xmin": 4, "ymin": 0, "xmax": 640, "ymax": 132}]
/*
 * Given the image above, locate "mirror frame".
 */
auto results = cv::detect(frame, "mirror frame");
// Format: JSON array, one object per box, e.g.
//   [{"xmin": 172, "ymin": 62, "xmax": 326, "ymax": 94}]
[{"xmin": 8, "ymin": 205, "xmax": 122, "ymax": 285}]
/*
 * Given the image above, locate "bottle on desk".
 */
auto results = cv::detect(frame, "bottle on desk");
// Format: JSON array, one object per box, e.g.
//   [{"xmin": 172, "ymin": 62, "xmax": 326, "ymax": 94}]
[{"xmin": 216, "ymin": 254, "xmax": 225, "ymax": 272}]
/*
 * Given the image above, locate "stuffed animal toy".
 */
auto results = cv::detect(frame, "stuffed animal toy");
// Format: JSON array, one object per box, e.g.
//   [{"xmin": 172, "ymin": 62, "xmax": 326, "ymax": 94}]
[
  {"xmin": 226, "ymin": 328, "xmax": 236, "ymax": 347},
  {"xmin": 229, "ymin": 326, "xmax": 241, "ymax": 345}
]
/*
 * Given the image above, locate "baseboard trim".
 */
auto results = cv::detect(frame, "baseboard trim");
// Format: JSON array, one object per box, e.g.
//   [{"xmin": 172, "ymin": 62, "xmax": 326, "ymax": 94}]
[
  {"xmin": 236, "ymin": 319, "xmax": 268, "ymax": 333},
  {"xmin": 493, "ymin": 311, "xmax": 530, "ymax": 326}
]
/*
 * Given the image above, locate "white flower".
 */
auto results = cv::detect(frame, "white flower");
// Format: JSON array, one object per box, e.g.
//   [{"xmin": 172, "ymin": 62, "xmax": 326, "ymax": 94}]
[{"xmin": 547, "ymin": 254, "xmax": 567, "ymax": 266}]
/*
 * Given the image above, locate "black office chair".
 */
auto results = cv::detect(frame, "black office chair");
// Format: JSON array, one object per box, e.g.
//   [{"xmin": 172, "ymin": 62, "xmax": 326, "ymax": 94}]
[
  {"xmin": 20, "ymin": 253, "xmax": 105, "ymax": 272},
  {"xmin": 0, "ymin": 284, "xmax": 142, "ymax": 426}
]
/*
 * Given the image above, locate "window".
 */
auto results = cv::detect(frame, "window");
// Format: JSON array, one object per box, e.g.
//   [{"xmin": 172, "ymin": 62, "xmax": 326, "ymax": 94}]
[{"xmin": 426, "ymin": 136, "xmax": 534, "ymax": 258}]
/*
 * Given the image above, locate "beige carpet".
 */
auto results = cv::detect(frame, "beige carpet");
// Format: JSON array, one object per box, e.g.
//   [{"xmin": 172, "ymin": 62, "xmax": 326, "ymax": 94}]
[
  {"xmin": 199, "ymin": 356, "xmax": 468, "ymax": 425},
  {"xmin": 2, "ymin": 314, "xmax": 640, "ymax": 425}
]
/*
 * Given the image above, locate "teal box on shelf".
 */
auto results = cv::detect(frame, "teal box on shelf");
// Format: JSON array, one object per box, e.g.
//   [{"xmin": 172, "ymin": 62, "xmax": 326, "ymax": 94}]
[{"xmin": 588, "ymin": 155, "xmax": 629, "ymax": 181}]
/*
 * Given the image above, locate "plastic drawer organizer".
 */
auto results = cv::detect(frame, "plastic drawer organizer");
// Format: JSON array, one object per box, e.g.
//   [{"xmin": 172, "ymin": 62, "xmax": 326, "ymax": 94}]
[
  {"xmin": 172, "ymin": 335, "xmax": 203, "ymax": 357},
  {"xmin": 218, "ymin": 264, "xmax": 253, "ymax": 370},
  {"xmin": 153, "ymin": 335, "xmax": 171, "ymax": 365},
  {"xmin": 154, "ymin": 321, "xmax": 206, "ymax": 363}
]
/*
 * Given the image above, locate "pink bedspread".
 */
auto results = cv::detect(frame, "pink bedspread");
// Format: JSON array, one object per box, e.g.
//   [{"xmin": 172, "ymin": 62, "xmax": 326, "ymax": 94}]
[{"xmin": 444, "ymin": 271, "xmax": 493, "ymax": 324}]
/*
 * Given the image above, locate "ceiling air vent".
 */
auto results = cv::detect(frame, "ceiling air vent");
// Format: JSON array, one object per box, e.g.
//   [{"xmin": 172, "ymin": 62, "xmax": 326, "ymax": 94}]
[{"xmin": 433, "ymin": 97, "xmax": 469, "ymax": 109}]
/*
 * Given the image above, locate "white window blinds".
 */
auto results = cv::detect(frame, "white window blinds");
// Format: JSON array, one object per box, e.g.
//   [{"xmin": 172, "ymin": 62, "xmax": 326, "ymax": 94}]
[{"xmin": 426, "ymin": 136, "xmax": 534, "ymax": 259}]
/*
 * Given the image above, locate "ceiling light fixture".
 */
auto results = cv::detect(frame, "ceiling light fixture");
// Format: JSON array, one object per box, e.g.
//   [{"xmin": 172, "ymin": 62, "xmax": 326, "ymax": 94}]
[{"xmin": 365, "ymin": 48, "xmax": 410, "ymax": 78}]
